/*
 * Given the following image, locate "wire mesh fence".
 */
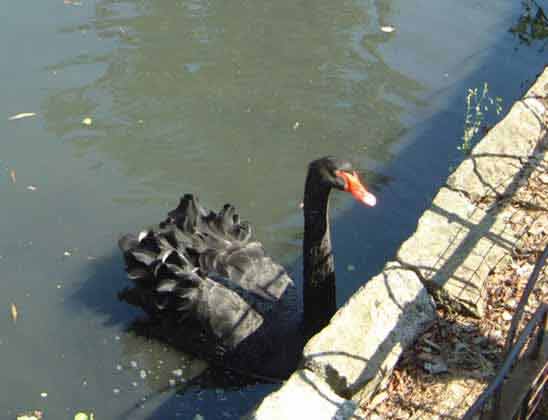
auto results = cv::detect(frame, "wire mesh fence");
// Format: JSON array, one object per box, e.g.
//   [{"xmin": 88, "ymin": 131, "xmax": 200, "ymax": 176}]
[{"xmin": 462, "ymin": 245, "xmax": 547, "ymax": 420}]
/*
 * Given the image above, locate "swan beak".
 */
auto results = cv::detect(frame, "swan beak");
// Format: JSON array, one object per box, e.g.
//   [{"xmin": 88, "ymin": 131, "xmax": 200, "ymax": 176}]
[{"xmin": 336, "ymin": 170, "xmax": 377, "ymax": 207}]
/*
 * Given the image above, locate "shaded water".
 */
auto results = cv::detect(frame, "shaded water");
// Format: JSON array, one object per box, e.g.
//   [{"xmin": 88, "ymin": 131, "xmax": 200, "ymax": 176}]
[{"xmin": 1, "ymin": 0, "xmax": 546, "ymax": 418}]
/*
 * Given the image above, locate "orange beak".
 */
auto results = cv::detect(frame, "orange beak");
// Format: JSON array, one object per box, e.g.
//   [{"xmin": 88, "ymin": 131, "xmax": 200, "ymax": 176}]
[{"xmin": 335, "ymin": 170, "xmax": 377, "ymax": 207}]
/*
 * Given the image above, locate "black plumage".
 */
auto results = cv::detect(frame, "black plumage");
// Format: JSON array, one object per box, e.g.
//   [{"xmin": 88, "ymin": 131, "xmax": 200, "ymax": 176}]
[{"xmin": 118, "ymin": 157, "xmax": 376, "ymax": 378}]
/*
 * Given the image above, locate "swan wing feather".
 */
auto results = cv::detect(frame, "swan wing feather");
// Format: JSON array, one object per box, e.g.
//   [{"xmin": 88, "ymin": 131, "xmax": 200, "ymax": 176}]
[{"xmin": 119, "ymin": 195, "xmax": 284, "ymax": 349}]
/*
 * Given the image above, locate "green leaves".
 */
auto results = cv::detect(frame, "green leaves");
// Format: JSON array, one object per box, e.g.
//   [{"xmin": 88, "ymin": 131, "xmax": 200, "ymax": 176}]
[{"xmin": 460, "ymin": 82, "xmax": 503, "ymax": 154}]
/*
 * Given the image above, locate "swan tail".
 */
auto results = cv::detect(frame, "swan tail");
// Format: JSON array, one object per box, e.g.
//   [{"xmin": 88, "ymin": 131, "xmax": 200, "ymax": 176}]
[{"xmin": 118, "ymin": 202, "xmax": 264, "ymax": 348}]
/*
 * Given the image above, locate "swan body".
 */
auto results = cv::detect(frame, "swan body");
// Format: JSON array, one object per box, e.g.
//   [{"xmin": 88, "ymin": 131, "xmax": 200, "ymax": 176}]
[{"xmin": 119, "ymin": 157, "xmax": 376, "ymax": 378}]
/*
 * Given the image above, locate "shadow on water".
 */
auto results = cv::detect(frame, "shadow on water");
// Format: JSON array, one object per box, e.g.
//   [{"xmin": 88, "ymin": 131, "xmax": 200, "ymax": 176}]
[
  {"xmin": 70, "ymin": 254, "xmax": 139, "ymax": 326},
  {"xmin": 45, "ymin": 0, "xmax": 547, "ymax": 419},
  {"xmin": 331, "ymin": 2, "xmax": 548, "ymax": 304}
]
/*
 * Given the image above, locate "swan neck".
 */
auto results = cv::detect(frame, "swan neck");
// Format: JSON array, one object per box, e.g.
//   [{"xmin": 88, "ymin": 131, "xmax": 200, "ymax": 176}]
[{"xmin": 302, "ymin": 171, "xmax": 336, "ymax": 334}]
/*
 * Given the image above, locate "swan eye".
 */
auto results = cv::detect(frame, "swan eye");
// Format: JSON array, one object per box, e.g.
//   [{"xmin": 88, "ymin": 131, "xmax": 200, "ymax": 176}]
[{"xmin": 334, "ymin": 170, "xmax": 349, "ymax": 190}]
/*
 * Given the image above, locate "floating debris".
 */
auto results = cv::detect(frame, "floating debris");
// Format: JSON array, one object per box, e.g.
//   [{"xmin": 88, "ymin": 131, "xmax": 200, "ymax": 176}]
[
  {"xmin": 380, "ymin": 25, "xmax": 395, "ymax": 33},
  {"xmin": 139, "ymin": 369, "xmax": 147, "ymax": 379},
  {"xmin": 40, "ymin": 392, "xmax": 48, "ymax": 398},
  {"xmin": 27, "ymin": 185, "xmax": 37, "ymax": 191},
  {"xmin": 293, "ymin": 121, "xmax": 300, "ymax": 130},
  {"xmin": 82, "ymin": 117, "xmax": 93, "ymax": 126},
  {"xmin": 347, "ymin": 264, "xmax": 356, "ymax": 272},
  {"xmin": 16, "ymin": 411, "xmax": 43, "ymax": 420},
  {"xmin": 63, "ymin": 250, "xmax": 72, "ymax": 257},
  {"xmin": 172, "ymin": 368, "xmax": 183, "ymax": 377},
  {"xmin": 10, "ymin": 303, "xmax": 18, "ymax": 323},
  {"xmin": 9, "ymin": 112, "xmax": 36, "ymax": 121},
  {"xmin": 74, "ymin": 413, "xmax": 94, "ymax": 420},
  {"xmin": 10, "ymin": 169, "xmax": 16, "ymax": 184}
]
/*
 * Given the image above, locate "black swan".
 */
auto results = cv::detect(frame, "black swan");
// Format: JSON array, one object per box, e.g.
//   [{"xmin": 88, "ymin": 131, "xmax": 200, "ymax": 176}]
[{"xmin": 118, "ymin": 157, "xmax": 376, "ymax": 379}]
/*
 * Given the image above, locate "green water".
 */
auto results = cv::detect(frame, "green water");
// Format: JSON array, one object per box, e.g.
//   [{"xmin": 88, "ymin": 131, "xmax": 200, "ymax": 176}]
[{"xmin": 0, "ymin": 0, "xmax": 545, "ymax": 418}]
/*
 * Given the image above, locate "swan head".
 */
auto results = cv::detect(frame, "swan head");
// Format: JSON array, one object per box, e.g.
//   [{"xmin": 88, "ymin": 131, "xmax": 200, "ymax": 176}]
[{"xmin": 310, "ymin": 157, "xmax": 377, "ymax": 207}]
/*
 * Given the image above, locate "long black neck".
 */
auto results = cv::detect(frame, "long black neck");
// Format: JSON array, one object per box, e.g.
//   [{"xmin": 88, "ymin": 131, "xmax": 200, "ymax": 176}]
[{"xmin": 302, "ymin": 168, "xmax": 336, "ymax": 335}]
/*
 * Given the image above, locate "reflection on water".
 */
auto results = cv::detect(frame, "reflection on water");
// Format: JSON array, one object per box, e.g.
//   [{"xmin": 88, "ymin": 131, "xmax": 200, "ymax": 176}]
[
  {"xmin": 1, "ymin": 0, "xmax": 545, "ymax": 417},
  {"xmin": 43, "ymin": 0, "xmax": 419, "ymax": 213},
  {"xmin": 509, "ymin": 0, "xmax": 548, "ymax": 50}
]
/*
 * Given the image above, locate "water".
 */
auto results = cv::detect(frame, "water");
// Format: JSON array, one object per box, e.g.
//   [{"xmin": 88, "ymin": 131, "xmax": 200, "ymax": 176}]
[{"xmin": 1, "ymin": 0, "xmax": 546, "ymax": 418}]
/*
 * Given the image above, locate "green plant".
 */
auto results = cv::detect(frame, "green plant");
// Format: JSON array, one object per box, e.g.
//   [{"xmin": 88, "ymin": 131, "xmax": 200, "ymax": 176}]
[{"xmin": 460, "ymin": 82, "xmax": 502, "ymax": 154}]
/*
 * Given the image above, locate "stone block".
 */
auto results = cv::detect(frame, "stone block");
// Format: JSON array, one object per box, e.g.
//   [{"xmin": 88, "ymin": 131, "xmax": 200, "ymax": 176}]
[
  {"xmin": 245, "ymin": 370, "xmax": 356, "ymax": 420},
  {"xmin": 302, "ymin": 263, "xmax": 435, "ymax": 399}
]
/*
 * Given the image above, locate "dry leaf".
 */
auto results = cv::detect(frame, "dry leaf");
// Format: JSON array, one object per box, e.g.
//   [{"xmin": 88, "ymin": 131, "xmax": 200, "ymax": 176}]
[
  {"xmin": 10, "ymin": 169, "xmax": 16, "ymax": 184},
  {"xmin": 502, "ymin": 311, "xmax": 513, "ymax": 321},
  {"xmin": 9, "ymin": 112, "xmax": 36, "ymax": 121},
  {"xmin": 10, "ymin": 303, "xmax": 18, "ymax": 322}
]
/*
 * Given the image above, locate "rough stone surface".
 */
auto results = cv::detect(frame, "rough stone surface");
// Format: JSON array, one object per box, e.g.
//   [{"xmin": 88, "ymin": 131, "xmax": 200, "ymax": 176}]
[
  {"xmin": 397, "ymin": 187, "xmax": 520, "ymax": 316},
  {"xmin": 245, "ymin": 370, "xmax": 357, "ymax": 420},
  {"xmin": 302, "ymin": 263, "xmax": 435, "ymax": 399}
]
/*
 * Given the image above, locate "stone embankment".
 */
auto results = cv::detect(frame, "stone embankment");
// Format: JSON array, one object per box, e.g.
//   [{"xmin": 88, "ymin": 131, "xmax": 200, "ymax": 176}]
[{"xmin": 246, "ymin": 67, "xmax": 548, "ymax": 420}]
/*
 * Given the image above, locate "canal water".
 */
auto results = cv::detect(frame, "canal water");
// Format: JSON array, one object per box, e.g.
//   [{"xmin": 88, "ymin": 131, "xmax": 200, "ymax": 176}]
[{"xmin": 1, "ymin": 0, "xmax": 545, "ymax": 418}]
